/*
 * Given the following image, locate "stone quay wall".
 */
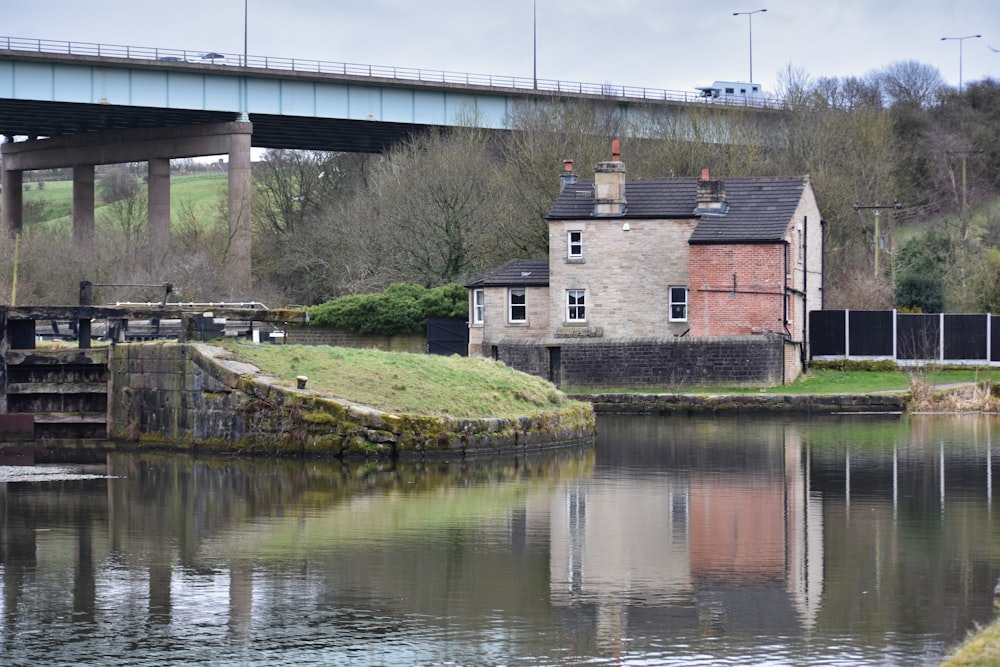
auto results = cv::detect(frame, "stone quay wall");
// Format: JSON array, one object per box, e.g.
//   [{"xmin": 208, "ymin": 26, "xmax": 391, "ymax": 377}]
[
  {"xmin": 493, "ymin": 335, "xmax": 789, "ymax": 388},
  {"xmin": 108, "ymin": 343, "xmax": 595, "ymax": 458}
]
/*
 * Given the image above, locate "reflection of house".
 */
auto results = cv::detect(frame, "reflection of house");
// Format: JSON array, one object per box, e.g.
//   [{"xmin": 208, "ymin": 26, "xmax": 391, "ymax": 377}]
[
  {"xmin": 467, "ymin": 141, "xmax": 824, "ymax": 387},
  {"xmin": 547, "ymin": 423, "xmax": 824, "ymax": 650}
]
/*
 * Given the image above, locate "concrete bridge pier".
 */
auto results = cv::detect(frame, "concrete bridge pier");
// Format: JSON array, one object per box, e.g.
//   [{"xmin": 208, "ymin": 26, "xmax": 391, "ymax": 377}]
[
  {"xmin": 148, "ymin": 158, "xmax": 171, "ymax": 250},
  {"xmin": 1, "ymin": 122, "xmax": 253, "ymax": 294},
  {"xmin": 73, "ymin": 164, "xmax": 95, "ymax": 246}
]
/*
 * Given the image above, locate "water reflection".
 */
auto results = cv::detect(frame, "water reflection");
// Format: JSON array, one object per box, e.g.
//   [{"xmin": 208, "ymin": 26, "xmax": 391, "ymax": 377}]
[{"xmin": 1, "ymin": 414, "xmax": 998, "ymax": 666}]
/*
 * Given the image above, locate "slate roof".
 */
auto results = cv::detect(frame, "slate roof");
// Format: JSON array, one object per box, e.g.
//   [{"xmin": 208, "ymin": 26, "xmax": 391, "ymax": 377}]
[
  {"xmin": 466, "ymin": 259, "xmax": 549, "ymax": 288},
  {"xmin": 547, "ymin": 177, "xmax": 809, "ymax": 244}
]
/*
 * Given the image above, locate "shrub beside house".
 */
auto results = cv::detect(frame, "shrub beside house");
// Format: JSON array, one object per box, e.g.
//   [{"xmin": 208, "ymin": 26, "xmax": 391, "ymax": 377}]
[{"xmin": 467, "ymin": 142, "xmax": 824, "ymax": 389}]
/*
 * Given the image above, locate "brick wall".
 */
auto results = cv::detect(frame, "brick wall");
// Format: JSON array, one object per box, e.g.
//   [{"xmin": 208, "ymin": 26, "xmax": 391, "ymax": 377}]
[
  {"xmin": 493, "ymin": 336, "xmax": 787, "ymax": 388},
  {"xmin": 689, "ymin": 244, "xmax": 788, "ymax": 337}
]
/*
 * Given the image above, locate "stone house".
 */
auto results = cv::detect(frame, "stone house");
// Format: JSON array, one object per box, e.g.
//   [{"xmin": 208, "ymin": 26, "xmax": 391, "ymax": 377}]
[{"xmin": 467, "ymin": 143, "xmax": 824, "ymax": 388}]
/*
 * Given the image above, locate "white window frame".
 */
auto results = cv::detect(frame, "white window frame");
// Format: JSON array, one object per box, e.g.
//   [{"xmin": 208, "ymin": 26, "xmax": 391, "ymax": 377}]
[
  {"xmin": 669, "ymin": 286, "xmax": 688, "ymax": 322},
  {"xmin": 567, "ymin": 230, "xmax": 583, "ymax": 259},
  {"xmin": 508, "ymin": 288, "xmax": 526, "ymax": 323},
  {"xmin": 472, "ymin": 289, "xmax": 485, "ymax": 325},
  {"xmin": 566, "ymin": 289, "xmax": 586, "ymax": 322}
]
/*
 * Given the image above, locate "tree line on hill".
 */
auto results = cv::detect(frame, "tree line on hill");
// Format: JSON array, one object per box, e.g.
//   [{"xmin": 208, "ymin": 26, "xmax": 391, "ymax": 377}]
[{"xmin": 2, "ymin": 60, "xmax": 999, "ymax": 314}]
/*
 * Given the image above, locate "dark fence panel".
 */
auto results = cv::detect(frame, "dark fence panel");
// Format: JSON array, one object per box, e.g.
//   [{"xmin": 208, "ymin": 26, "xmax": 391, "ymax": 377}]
[
  {"xmin": 897, "ymin": 314, "xmax": 939, "ymax": 360},
  {"xmin": 809, "ymin": 310, "xmax": 845, "ymax": 356},
  {"xmin": 426, "ymin": 317, "xmax": 469, "ymax": 356},
  {"xmin": 811, "ymin": 310, "xmax": 997, "ymax": 364},
  {"xmin": 943, "ymin": 314, "xmax": 987, "ymax": 360},
  {"xmin": 847, "ymin": 311, "xmax": 894, "ymax": 356},
  {"xmin": 993, "ymin": 316, "xmax": 1000, "ymax": 362}
]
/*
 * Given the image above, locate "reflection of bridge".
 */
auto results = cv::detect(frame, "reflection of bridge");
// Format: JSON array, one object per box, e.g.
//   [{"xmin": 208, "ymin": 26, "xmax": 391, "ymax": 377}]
[{"xmin": 0, "ymin": 36, "xmax": 779, "ymax": 289}]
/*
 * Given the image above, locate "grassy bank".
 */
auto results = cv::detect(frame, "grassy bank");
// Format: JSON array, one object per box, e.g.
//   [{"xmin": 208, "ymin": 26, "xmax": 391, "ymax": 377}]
[
  {"xmin": 220, "ymin": 341, "xmax": 579, "ymax": 419},
  {"xmin": 940, "ymin": 615, "xmax": 1000, "ymax": 666}
]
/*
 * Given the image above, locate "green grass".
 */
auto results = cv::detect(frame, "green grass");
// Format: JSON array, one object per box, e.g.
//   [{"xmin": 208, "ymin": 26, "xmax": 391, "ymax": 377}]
[
  {"xmin": 21, "ymin": 173, "xmax": 228, "ymax": 230},
  {"xmin": 939, "ymin": 614, "xmax": 1000, "ymax": 667},
  {"xmin": 221, "ymin": 341, "xmax": 579, "ymax": 419},
  {"xmin": 563, "ymin": 367, "xmax": 1000, "ymax": 395}
]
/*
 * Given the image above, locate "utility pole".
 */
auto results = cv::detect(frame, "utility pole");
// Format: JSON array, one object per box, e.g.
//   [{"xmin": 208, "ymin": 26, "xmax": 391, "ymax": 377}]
[
  {"xmin": 854, "ymin": 202, "xmax": 902, "ymax": 276},
  {"xmin": 947, "ymin": 150, "xmax": 983, "ymax": 241}
]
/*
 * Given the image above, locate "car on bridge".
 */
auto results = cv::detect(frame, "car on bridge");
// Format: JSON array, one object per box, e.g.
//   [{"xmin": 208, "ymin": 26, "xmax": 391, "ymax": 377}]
[{"xmin": 197, "ymin": 52, "xmax": 227, "ymax": 64}]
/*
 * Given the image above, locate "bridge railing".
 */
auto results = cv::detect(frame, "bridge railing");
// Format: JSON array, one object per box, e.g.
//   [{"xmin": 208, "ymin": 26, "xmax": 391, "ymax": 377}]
[{"xmin": 0, "ymin": 35, "xmax": 782, "ymax": 109}]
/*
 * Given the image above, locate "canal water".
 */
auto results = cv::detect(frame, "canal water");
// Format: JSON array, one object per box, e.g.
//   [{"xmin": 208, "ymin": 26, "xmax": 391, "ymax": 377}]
[{"xmin": 1, "ymin": 413, "xmax": 998, "ymax": 666}]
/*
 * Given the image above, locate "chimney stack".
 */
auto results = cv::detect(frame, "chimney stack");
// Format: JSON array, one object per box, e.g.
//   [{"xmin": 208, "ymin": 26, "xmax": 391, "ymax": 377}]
[
  {"xmin": 593, "ymin": 139, "xmax": 626, "ymax": 216},
  {"xmin": 560, "ymin": 158, "xmax": 577, "ymax": 191},
  {"xmin": 695, "ymin": 167, "xmax": 727, "ymax": 214}
]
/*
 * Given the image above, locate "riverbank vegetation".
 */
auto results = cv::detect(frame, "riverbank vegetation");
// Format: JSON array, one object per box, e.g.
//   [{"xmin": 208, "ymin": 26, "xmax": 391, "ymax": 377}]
[
  {"xmin": 219, "ymin": 340, "xmax": 578, "ymax": 419},
  {"xmin": 940, "ymin": 616, "xmax": 1000, "ymax": 667}
]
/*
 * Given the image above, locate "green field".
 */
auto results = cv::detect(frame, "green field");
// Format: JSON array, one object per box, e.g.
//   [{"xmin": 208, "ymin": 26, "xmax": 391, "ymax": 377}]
[{"xmin": 22, "ymin": 172, "xmax": 228, "ymax": 230}]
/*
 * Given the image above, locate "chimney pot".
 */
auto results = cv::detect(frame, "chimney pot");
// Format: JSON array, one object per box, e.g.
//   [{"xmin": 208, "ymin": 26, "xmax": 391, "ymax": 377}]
[
  {"xmin": 701, "ymin": 168, "xmax": 710, "ymax": 180},
  {"xmin": 564, "ymin": 159, "xmax": 574, "ymax": 171},
  {"xmin": 611, "ymin": 138, "xmax": 621, "ymax": 162}
]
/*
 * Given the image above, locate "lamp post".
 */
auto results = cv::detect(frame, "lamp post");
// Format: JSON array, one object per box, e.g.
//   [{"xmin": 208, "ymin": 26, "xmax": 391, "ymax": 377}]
[
  {"xmin": 854, "ymin": 202, "xmax": 902, "ymax": 276},
  {"xmin": 733, "ymin": 8, "xmax": 766, "ymax": 83},
  {"xmin": 940, "ymin": 34, "xmax": 980, "ymax": 93}
]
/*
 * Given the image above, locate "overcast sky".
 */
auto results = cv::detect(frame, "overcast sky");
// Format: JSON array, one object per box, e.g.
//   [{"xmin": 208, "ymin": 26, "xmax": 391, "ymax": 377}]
[{"xmin": 5, "ymin": 0, "xmax": 999, "ymax": 95}]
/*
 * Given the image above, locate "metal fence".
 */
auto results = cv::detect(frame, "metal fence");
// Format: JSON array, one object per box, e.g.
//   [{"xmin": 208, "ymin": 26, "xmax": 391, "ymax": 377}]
[{"xmin": 810, "ymin": 310, "xmax": 1000, "ymax": 364}]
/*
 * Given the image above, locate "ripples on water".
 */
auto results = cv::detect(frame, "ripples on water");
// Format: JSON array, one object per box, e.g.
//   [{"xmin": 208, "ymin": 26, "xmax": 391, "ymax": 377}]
[{"xmin": 1, "ymin": 414, "xmax": 997, "ymax": 665}]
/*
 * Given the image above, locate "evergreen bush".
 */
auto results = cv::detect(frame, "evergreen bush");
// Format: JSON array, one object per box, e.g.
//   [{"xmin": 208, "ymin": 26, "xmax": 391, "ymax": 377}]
[{"xmin": 308, "ymin": 283, "xmax": 467, "ymax": 335}]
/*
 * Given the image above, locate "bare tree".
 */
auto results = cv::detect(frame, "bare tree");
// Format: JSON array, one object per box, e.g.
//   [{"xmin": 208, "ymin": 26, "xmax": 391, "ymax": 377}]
[
  {"xmin": 98, "ymin": 166, "xmax": 144, "ymax": 205},
  {"xmin": 873, "ymin": 61, "xmax": 945, "ymax": 108},
  {"xmin": 499, "ymin": 99, "xmax": 624, "ymax": 256},
  {"xmin": 253, "ymin": 149, "xmax": 368, "ymax": 236},
  {"xmin": 365, "ymin": 125, "xmax": 507, "ymax": 286}
]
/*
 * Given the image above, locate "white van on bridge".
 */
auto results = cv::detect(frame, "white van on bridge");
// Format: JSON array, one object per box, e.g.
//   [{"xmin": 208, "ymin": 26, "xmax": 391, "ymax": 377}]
[{"xmin": 696, "ymin": 81, "xmax": 763, "ymax": 103}]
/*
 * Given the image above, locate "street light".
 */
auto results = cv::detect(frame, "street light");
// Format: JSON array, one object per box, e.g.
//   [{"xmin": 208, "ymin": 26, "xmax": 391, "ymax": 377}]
[
  {"xmin": 733, "ymin": 8, "xmax": 766, "ymax": 83},
  {"xmin": 239, "ymin": 0, "xmax": 249, "ymax": 121},
  {"xmin": 940, "ymin": 34, "xmax": 980, "ymax": 93},
  {"xmin": 533, "ymin": 0, "xmax": 537, "ymax": 89},
  {"xmin": 854, "ymin": 201, "xmax": 902, "ymax": 276}
]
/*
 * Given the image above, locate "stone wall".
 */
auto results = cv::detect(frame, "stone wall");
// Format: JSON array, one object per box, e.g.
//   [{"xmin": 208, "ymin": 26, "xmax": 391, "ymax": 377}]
[
  {"xmin": 283, "ymin": 325, "xmax": 426, "ymax": 353},
  {"xmin": 108, "ymin": 343, "xmax": 595, "ymax": 458},
  {"xmin": 548, "ymin": 217, "xmax": 697, "ymax": 339},
  {"xmin": 493, "ymin": 335, "xmax": 787, "ymax": 388}
]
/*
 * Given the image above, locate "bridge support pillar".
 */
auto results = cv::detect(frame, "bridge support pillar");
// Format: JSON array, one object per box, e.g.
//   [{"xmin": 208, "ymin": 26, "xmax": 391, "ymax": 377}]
[
  {"xmin": 1, "ymin": 160, "xmax": 23, "ymax": 235},
  {"xmin": 73, "ymin": 164, "xmax": 95, "ymax": 247},
  {"xmin": 148, "ymin": 158, "xmax": 170, "ymax": 251},
  {"xmin": 227, "ymin": 127, "xmax": 253, "ymax": 295}
]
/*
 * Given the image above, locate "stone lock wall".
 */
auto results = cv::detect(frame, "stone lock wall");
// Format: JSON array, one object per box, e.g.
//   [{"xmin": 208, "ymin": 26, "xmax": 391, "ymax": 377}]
[{"xmin": 108, "ymin": 343, "xmax": 595, "ymax": 458}]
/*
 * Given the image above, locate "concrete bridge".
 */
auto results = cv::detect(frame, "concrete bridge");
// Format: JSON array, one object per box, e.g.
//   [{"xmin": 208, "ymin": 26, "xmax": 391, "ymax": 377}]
[{"xmin": 0, "ymin": 36, "xmax": 778, "ymax": 289}]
